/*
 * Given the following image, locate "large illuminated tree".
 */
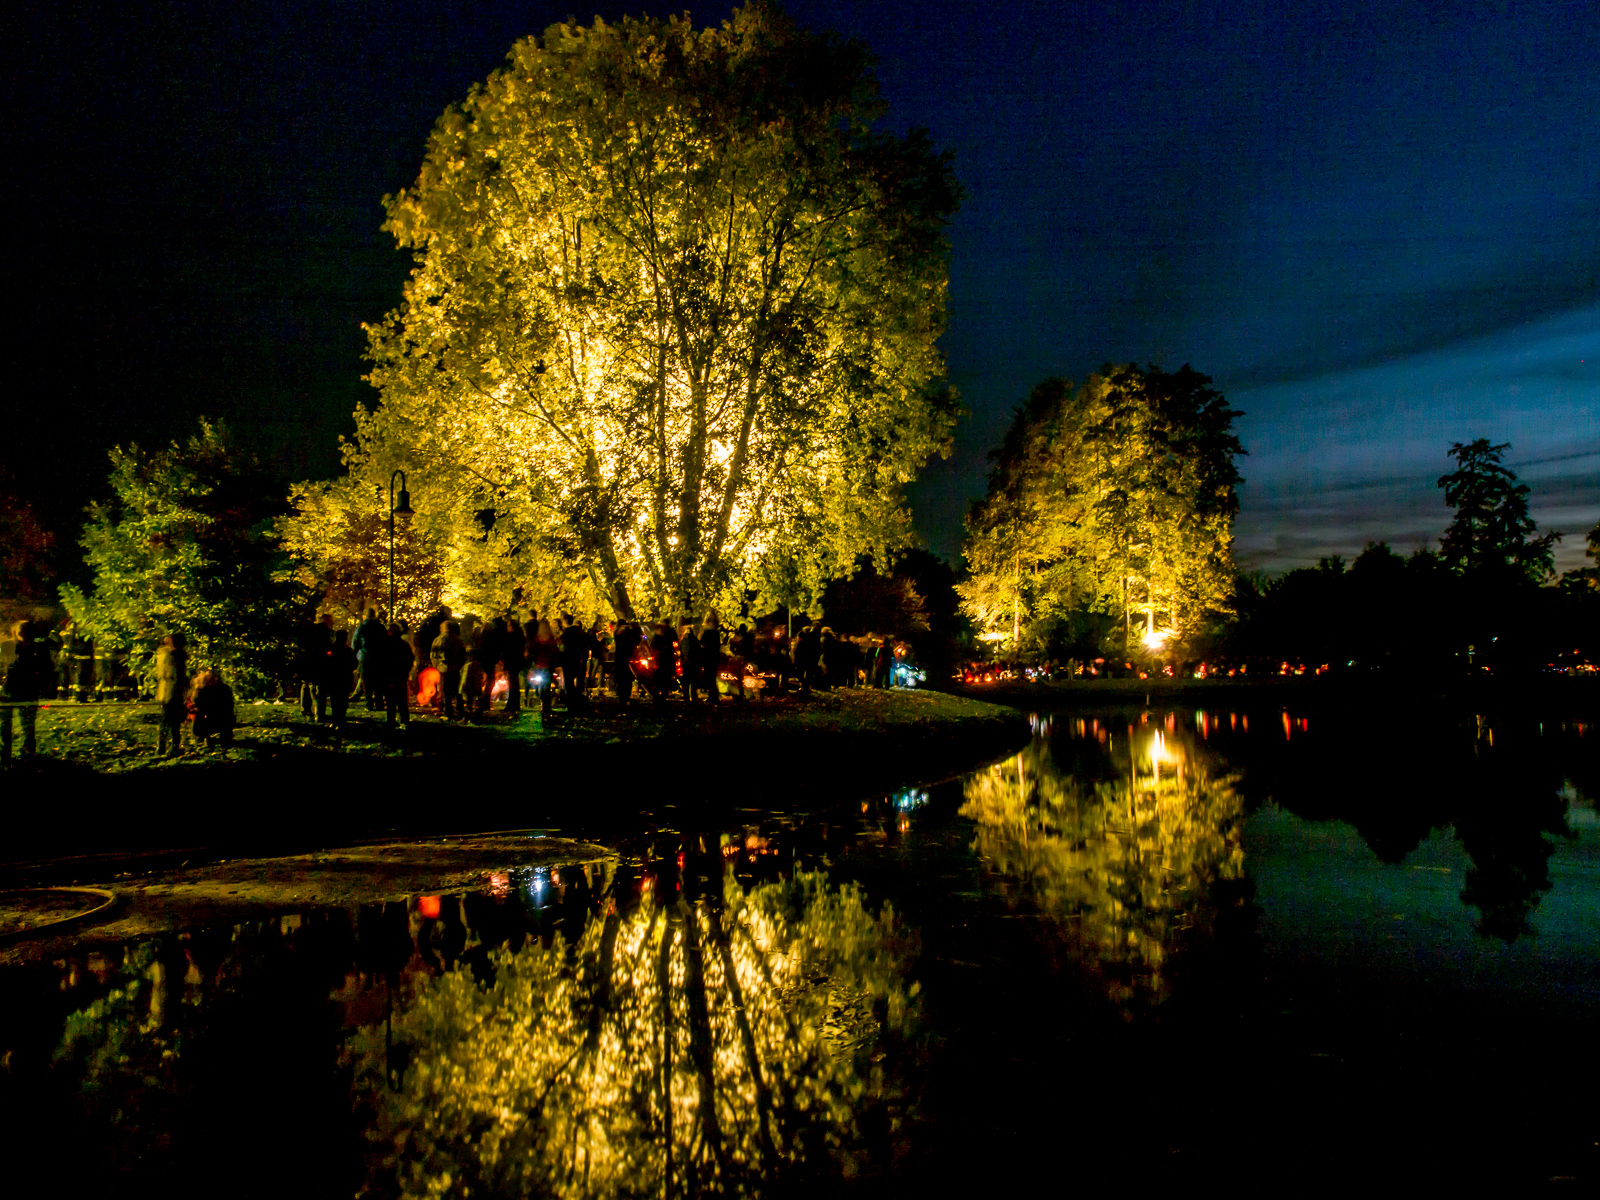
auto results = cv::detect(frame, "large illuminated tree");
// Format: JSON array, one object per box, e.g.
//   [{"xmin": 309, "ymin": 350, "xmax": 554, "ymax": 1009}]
[
  {"xmin": 350, "ymin": 5, "xmax": 959, "ymax": 620},
  {"xmin": 959, "ymin": 365, "xmax": 1243, "ymax": 656}
]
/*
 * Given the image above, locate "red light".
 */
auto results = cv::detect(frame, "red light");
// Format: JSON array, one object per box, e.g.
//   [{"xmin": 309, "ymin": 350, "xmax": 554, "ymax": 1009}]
[{"xmin": 418, "ymin": 895, "xmax": 441, "ymax": 918}]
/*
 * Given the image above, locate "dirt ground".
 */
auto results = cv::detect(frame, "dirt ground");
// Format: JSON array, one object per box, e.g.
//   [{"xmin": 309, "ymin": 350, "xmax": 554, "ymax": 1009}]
[{"xmin": 0, "ymin": 833, "xmax": 611, "ymax": 966}]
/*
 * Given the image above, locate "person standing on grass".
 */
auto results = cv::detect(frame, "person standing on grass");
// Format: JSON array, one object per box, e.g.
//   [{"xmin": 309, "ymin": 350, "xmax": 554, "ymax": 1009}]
[
  {"xmin": 153, "ymin": 632, "xmax": 189, "ymax": 757},
  {"xmin": 699, "ymin": 611, "xmax": 723, "ymax": 706},
  {"xmin": 384, "ymin": 623, "xmax": 411, "ymax": 729},
  {"xmin": 558, "ymin": 615, "xmax": 592, "ymax": 714},
  {"xmin": 611, "ymin": 620, "xmax": 642, "ymax": 711},
  {"xmin": 528, "ymin": 618, "xmax": 559, "ymax": 720},
  {"xmin": 296, "ymin": 612, "xmax": 334, "ymax": 721},
  {"xmin": 354, "ymin": 608, "xmax": 387, "ymax": 710},
  {"xmin": 326, "ymin": 628, "xmax": 359, "ymax": 732},
  {"xmin": 502, "ymin": 616, "xmax": 526, "ymax": 714},
  {"xmin": 646, "ymin": 621, "xmax": 676, "ymax": 706},
  {"xmin": 2, "ymin": 620, "xmax": 53, "ymax": 764},
  {"xmin": 794, "ymin": 623, "xmax": 821, "ymax": 695},
  {"xmin": 431, "ymin": 620, "xmax": 468, "ymax": 720}
]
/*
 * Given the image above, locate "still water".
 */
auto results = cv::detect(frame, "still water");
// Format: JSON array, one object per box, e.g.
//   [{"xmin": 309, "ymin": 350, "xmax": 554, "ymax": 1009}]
[{"xmin": 2, "ymin": 706, "xmax": 1596, "ymax": 1192}]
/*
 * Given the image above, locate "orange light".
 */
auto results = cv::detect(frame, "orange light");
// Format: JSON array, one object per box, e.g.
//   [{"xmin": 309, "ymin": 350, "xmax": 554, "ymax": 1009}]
[
  {"xmin": 418, "ymin": 895, "xmax": 441, "ymax": 918},
  {"xmin": 417, "ymin": 666, "xmax": 441, "ymax": 706}
]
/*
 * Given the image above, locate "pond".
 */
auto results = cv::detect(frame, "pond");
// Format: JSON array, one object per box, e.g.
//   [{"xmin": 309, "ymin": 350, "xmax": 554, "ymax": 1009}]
[{"xmin": 1, "ymin": 704, "xmax": 1595, "ymax": 1192}]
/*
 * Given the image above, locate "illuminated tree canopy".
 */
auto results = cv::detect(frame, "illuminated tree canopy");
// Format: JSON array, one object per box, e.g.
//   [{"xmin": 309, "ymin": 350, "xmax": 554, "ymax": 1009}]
[
  {"xmin": 960, "ymin": 728, "xmax": 1244, "ymax": 1011},
  {"xmin": 349, "ymin": 4, "xmax": 960, "ymax": 621},
  {"xmin": 958, "ymin": 366, "xmax": 1243, "ymax": 657},
  {"xmin": 278, "ymin": 477, "xmax": 446, "ymax": 628},
  {"xmin": 351, "ymin": 871, "xmax": 917, "ymax": 1197}
]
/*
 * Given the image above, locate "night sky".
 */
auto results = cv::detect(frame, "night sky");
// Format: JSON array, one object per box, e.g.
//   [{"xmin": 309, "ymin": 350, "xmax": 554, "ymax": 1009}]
[{"xmin": 7, "ymin": 0, "xmax": 1597, "ymax": 574}]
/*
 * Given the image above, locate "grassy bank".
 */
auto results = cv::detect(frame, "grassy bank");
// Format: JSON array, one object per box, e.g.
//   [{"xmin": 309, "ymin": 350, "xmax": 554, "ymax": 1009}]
[{"xmin": 1, "ymin": 688, "xmax": 1028, "ymax": 867}]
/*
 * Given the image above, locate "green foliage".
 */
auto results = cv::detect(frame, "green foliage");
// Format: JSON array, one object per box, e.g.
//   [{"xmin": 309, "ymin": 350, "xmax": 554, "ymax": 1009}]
[
  {"xmin": 959, "ymin": 366, "xmax": 1243, "ymax": 657},
  {"xmin": 60, "ymin": 419, "xmax": 309, "ymax": 692},
  {"xmin": 350, "ymin": 4, "xmax": 960, "ymax": 625},
  {"xmin": 278, "ymin": 477, "xmax": 446, "ymax": 627},
  {"xmin": 1437, "ymin": 439, "xmax": 1558, "ymax": 582}
]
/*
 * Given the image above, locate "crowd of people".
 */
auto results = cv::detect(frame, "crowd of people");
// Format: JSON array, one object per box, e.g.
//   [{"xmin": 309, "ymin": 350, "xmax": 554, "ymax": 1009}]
[
  {"xmin": 0, "ymin": 608, "xmax": 916, "ymax": 761},
  {"xmin": 291, "ymin": 607, "xmax": 914, "ymax": 730}
]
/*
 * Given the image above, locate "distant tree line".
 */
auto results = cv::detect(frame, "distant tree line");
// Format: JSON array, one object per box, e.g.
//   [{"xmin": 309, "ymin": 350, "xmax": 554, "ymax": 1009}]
[
  {"xmin": 1219, "ymin": 440, "xmax": 1598, "ymax": 677},
  {"xmin": 957, "ymin": 369, "xmax": 1600, "ymax": 677}
]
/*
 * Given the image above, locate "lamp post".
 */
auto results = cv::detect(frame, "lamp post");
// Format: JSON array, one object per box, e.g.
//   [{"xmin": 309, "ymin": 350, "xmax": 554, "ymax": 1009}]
[{"xmin": 388, "ymin": 470, "xmax": 413, "ymax": 621}]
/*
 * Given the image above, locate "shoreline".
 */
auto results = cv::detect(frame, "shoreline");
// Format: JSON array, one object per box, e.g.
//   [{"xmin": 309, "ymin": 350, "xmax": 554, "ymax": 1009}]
[
  {"xmin": 0, "ymin": 688, "xmax": 1030, "ymax": 876},
  {"xmin": 951, "ymin": 673, "xmax": 1600, "ymax": 717}
]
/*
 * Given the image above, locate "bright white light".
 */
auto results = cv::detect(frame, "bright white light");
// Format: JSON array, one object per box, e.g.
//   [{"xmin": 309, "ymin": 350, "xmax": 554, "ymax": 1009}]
[{"xmin": 1142, "ymin": 627, "xmax": 1167, "ymax": 650}]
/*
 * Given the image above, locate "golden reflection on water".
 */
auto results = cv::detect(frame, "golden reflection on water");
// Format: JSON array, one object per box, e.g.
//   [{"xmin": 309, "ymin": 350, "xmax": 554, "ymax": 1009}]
[
  {"xmin": 961, "ymin": 724, "xmax": 1244, "ymax": 1011},
  {"xmin": 351, "ymin": 872, "xmax": 918, "ymax": 1198}
]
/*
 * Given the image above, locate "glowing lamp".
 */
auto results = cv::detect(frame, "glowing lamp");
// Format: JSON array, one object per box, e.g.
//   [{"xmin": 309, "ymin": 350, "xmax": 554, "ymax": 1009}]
[{"xmin": 418, "ymin": 895, "xmax": 441, "ymax": 919}]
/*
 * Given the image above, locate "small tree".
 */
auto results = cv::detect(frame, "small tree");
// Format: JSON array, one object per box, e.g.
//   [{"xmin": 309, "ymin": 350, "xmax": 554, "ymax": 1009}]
[{"xmin": 61, "ymin": 420, "xmax": 308, "ymax": 693}]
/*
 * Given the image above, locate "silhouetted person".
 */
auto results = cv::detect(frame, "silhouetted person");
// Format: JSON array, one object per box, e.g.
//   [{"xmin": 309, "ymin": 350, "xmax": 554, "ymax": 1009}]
[
  {"xmin": 354, "ymin": 608, "xmax": 387, "ymax": 710},
  {"xmin": 383, "ymin": 623, "xmax": 411, "ymax": 729},
  {"xmin": 528, "ymin": 618, "xmax": 559, "ymax": 719},
  {"xmin": 872, "ymin": 637, "xmax": 893, "ymax": 688},
  {"xmin": 679, "ymin": 617, "xmax": 704, "ymax": 703},
  {"xmin": 2, "ymin": 620, "xmax": 53, "ymax": 763},
  {"xmin": 794, "ymin": 623, "xmax": 821, "ymax": 694},
  {"xmin": 502, "ymin": 617, "xmax": 525, "ymax": 714},
  {"xmin": 327, "ymin": 628, "xmax": 358, "ymax": 732},
  {"xmin": 818, "ymin": 628, "xmax": 844, "ymax": 690},
  {"xmin": 431, "ymin": 620, "xmax": 468, "ymax": 719},
  {"xmin": 558, "ymin": 615, "xmax": 592, "ymax": 713},
  {"xmin": 296, "ymin": 612, "xmax": 334, "ymax": 720},
  {"xmin": 612, "ymin": 620, "xmax": 642, "ymax": 711},
  {"xmin": 647, "ymin": 622, "xmax": 677, "ymax": 705},
  {"xmin": 416, "ymin": 607, "xmax": 448, "ymax": 681},
  {"xmin": 153, "ymin": 632, "xmax": 189, "ymax": 756},
  {"xmin": 699, "ymin": 610, "xmax": 722, "ymax": 705}
]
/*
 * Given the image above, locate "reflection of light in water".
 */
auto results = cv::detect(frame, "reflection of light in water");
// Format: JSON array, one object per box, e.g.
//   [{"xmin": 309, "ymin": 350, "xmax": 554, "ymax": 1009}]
[
  {"xmin": 893, "ymin": 788, "xmax": 928, "ymax": 811},
  {"xmin": 351, "ymin": 872, "xmax": 917, "ymax": 1195},
  {"xmin": 962, "ymin": 726, "xmax": 1243, "ymax": 1012}
]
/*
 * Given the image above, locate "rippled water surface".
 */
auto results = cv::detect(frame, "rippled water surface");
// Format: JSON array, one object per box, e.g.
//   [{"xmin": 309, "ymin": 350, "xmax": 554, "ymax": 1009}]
[{"xmin": 2, "ymin": 706, "xmax": 1596, "ymax": 1192}]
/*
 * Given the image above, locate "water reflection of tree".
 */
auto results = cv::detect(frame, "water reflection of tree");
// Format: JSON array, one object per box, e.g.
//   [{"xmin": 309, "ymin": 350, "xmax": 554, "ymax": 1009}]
[
  {"xmin": 1228, "ymin": 714, "xmax": 1580, "ymax": 941},
  {"xmin": 350, "ymin": 871, "xmax": 918, "ymax": 1198},
  {"xmin": 960, "ymin": 730, "xmax": 1244, "ymax": 1011}
]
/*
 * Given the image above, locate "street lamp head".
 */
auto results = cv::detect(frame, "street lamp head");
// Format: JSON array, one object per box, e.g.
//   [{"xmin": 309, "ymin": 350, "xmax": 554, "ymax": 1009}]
[{"xmin": 395, "ymin": 488, "xmax": 414, "ymax": 518}]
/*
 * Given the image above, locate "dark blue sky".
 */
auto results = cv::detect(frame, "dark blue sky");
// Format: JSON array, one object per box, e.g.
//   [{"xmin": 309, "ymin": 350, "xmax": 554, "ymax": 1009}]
[{"xmin": 7, "ymin": 0, "xmax": 1597, "ymax": 572}]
